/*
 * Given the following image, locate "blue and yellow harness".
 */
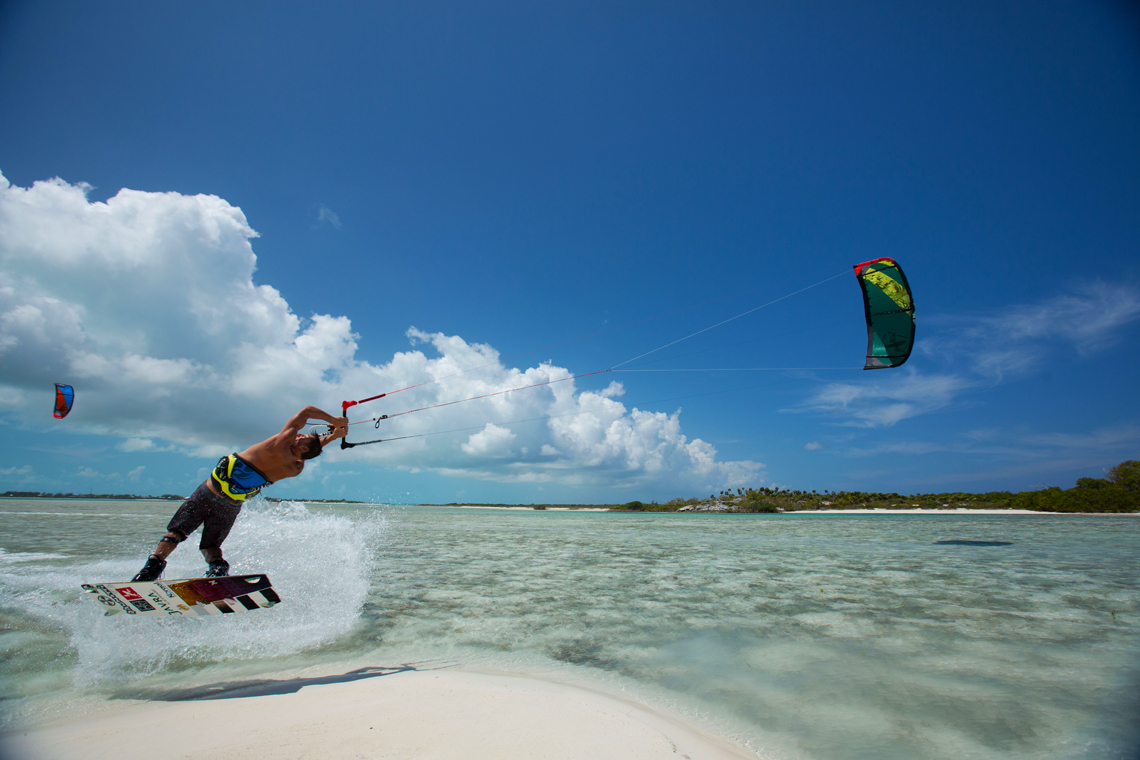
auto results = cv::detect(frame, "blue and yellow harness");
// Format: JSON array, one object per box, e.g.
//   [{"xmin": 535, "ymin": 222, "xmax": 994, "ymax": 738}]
[{"xmin": 211, "ymin": 454, "xmax": 272, "ymax": 502}]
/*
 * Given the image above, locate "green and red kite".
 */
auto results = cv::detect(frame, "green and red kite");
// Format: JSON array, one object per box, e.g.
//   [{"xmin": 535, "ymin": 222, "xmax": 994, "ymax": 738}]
[{"xmin": 853, "ymin": 258, "xmax": 915, "ymax": 369}]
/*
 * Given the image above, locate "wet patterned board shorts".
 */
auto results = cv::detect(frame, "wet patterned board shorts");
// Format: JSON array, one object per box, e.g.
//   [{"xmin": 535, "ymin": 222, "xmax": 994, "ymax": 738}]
[{"xmin": 167, "ymin": 481, "xmax": 243, "ymax": 551}]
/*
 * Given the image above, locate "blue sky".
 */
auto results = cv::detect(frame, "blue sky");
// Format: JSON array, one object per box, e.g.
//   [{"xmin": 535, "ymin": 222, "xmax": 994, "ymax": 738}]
[{"xmin": 1, "ymin": 1, "xmax": 1138, "ymax": 503}]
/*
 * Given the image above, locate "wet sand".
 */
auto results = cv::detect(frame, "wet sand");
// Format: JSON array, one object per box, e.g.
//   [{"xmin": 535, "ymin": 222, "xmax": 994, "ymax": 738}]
[{"xmin": 5, "ymin": 669, "xmax": 753, "ymax": 760}]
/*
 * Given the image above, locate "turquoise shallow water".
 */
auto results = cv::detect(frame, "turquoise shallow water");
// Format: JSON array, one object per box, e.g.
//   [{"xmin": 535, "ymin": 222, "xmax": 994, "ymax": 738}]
[{"xmin": 1, "ymin": 498, "xmax": 1138, "ymax": 759}]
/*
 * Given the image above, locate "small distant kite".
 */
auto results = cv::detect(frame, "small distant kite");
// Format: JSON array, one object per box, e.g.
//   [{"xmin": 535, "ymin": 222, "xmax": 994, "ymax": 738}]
[
  {"xmin": 853, "ymin": 257, "xmax": 915, "ymax": 370},
  {"xmin": 53, "ymin": 384, "xmax": 74, "ymax": 419}
]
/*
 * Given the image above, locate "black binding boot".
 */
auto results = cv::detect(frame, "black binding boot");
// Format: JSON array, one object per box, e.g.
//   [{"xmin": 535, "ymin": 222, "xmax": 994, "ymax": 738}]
[
  {"xmin": 205, "ymin": 559, "xmax": 230, "ymax": 577},
  {"xmin": 131, "ymin": 555, "xmax": 166, "ymax": 582}
]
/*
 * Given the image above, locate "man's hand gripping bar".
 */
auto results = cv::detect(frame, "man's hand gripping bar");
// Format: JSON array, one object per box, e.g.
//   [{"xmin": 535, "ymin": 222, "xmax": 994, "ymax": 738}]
[{"xmin": 340, "ymin": 396, "xmax": 388, "ymax": 449}]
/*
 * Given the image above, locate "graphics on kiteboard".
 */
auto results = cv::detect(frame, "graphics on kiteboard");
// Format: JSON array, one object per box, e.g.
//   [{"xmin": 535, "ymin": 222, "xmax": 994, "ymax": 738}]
[{"xmin": 81, "ymin": 574, "xmax": 281, "ymax": 617}]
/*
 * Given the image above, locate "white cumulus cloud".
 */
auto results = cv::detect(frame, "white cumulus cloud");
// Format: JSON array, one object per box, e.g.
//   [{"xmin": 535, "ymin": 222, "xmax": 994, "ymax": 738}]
[
  {"xmin": 0, "ymin": 171, "xmax": 761, "ymax": 492},
  {"xmin": 461, "ymin": 423, "xmax": 516, "ymax": 457}
]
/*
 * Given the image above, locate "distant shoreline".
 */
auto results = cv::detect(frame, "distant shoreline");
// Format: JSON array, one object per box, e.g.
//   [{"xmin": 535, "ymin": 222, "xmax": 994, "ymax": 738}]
[
  {"xmin": 432, "ymin": 504, "xmax": 1137, "ymax": 515},
  {"xmin": 0, "ymin": 493, "xmax": 368, "ymax": 504},
  {"xmin": 445, "ymin": 504, "xmax": 610, "ymax": 511},
  {"xmin": 2, "ymin": 495, "xmax": 1135, "ymax": 515},
  {"xmin": 780, "ymin": 508, "xmax": 1134, "ymax": 516}
]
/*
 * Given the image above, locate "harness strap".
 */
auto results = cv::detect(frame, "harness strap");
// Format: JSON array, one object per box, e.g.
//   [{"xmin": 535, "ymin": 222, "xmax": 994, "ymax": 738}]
[{"xmin": 211, "ymin": 454, "xmax": 271, "ymax": 501}]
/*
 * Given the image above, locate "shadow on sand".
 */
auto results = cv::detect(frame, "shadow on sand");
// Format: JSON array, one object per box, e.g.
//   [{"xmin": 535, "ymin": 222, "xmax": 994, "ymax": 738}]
[{"xmin": 111, "ymin": 662, "xmax": 455, "ymax": 702}]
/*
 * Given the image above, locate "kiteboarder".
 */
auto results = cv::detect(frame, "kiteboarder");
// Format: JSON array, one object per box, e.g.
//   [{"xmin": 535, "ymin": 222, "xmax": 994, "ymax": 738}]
[{"xmin": 131, "ymin": 406, "xmax": 348, "ymax": 581}]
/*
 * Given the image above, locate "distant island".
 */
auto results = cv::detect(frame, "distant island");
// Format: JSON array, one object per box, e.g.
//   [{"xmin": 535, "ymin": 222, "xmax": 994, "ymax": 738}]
[
  {"xmin": 4, "ymin": 460, "xmax": 1136, "ymax": 514},
  {"xmin": 603, "ymin": 458, "xmax": 1139, "ymax": 514},
  {"xmin": 419, "ymin": 461, "xmax": 1140, "ymax": 514}
]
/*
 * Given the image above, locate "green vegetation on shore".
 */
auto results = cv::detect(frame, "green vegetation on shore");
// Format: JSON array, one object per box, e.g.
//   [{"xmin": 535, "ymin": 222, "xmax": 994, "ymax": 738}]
[{"xmin": 613, "ymin": 460, "xmax": 1139, "ymax": 514}]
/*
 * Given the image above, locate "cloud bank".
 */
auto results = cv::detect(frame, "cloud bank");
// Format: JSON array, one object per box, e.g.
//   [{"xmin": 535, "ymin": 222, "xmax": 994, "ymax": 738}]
[{"xmin": 0, "ymin": 172, "xmax": 761, "ymax": 492}]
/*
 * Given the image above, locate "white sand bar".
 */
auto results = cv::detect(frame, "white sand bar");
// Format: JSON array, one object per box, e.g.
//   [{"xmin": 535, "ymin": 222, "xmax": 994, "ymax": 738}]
[{"xmin": 8, "ymin": 670, "xmax": 753, "ymax": 760}]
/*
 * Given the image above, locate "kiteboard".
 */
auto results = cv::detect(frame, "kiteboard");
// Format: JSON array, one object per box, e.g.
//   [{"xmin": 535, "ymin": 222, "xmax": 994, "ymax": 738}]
[{"xmin": 81, "ymin": 574, "xmax": 281, "ymax": 617}]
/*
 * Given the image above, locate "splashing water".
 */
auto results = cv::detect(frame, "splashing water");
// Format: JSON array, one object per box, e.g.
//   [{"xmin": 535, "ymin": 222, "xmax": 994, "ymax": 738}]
[{"xmin": 0, "ymin": 498, "xmax": 384, "ymax": 692}]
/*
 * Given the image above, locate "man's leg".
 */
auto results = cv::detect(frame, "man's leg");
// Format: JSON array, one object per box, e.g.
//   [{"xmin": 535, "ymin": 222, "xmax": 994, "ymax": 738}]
[
  {"xmin": 199, "ymin": 501, "xmax": 241, "ymax": 577},
  {"xmin": 132, "ymin": 485, "xmax": 210, "ymax": 582}
]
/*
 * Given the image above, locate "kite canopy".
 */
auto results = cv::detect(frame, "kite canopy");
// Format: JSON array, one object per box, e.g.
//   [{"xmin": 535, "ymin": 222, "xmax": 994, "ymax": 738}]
[
  {"xmin": 853, "ymin": 258, "xmax": 915, "ymax": 370},
  {"xmin": 53, "ymin": 384, "xmax": 74, "ymax": 419}
]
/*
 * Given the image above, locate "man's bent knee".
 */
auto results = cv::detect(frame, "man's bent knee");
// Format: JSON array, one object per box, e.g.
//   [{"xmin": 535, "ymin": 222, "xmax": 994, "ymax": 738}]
[{"xmin": 160, "ymin": 531, "xmax": 185, "ymax": 546}]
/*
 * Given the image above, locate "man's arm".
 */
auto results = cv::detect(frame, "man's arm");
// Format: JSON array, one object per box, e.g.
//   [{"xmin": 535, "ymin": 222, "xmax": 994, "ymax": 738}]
[
  {"xmin": 279, "ymin": 406, "xmax": 332, "ymax": 434},
  {"xmin": 273, "ymin": 407, "xmax": 347, "ymax": 448},
  {"xmin": 319, "ymin": 429, "xmax": 345, "ymax": 447}
]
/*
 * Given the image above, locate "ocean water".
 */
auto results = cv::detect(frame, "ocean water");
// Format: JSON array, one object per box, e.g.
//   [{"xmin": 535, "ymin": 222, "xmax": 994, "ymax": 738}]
[{"xmin": 1, "ymin": 498, "xmax": 1138, "ymax": 759}]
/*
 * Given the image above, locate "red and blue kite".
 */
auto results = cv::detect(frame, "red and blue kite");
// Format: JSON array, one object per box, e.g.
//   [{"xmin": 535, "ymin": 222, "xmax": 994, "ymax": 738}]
[{"xmin": 53, "ymin": 384, "xmax": 74, "ymax": 419}]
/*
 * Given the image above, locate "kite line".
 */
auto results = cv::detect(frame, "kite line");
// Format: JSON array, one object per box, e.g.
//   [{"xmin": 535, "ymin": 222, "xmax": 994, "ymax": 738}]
[{"xmin": 336, "ymin": 261, "xmax": 913, "ymax": 448}]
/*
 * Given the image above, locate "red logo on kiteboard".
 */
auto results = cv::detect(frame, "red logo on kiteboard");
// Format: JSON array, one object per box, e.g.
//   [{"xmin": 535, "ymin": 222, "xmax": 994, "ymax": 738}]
[{"xmin": 118, "ymin": 587, "xmax": 143, "ymax": 601}]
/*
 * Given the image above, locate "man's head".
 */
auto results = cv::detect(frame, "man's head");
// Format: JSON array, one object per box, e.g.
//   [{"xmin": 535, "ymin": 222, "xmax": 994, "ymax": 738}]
[{"xmin": 296, "ymin": 433, "xmax": 323, "ymax": 460}]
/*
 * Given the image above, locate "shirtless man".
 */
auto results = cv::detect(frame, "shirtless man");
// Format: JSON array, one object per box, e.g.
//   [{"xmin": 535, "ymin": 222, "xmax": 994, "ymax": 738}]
[{"xmin": 131, "ymin": 406, "xmax": 348, "ymax": 581}]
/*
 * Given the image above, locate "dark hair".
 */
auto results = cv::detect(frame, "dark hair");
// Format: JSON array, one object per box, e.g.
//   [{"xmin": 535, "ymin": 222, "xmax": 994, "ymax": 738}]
[{"xmin": 299, "ymin": 434, "xmax": 323, "ymax": 460}]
